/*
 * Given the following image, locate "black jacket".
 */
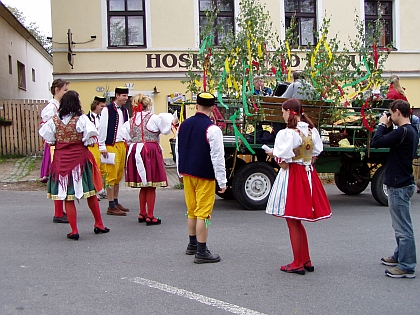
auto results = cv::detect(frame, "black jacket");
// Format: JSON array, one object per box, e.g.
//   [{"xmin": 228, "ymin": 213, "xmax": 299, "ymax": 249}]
[{"xmin": 371, "ymin": 123, "xmax": 419, "ymax": 188}]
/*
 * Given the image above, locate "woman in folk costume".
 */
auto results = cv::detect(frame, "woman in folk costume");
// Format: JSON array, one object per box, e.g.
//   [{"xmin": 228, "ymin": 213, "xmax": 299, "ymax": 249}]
[
  {"xmin": 39, "ymin": 90, "xmax": 109, "ymax": 240},
  {"xmin": 123, "ymin": 93, "xmax": 177, "ymax": 225},
  {"xmin": 40, "ymin": 79, "xmax": 69, "ymax": 224},
  {"xmin": 265, "ymin": 98, "xmax": 331, "ymax": 275}
]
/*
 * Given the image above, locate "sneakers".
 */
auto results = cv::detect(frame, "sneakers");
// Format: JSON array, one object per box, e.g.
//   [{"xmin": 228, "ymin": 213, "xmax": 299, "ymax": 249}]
[
  {"xmin": 98, "ymin": 191, "xmax": 108, "ymax": 199},
  {"xmin": 106, "ymin": 207, "xmax": 127, "ymax": 216},
  {"xmin": 381, "ymin": 256, "xmax": 398, "ymax": 266},
  {"xmin": 194, "ymin": 249, "xmax": 221, "ymax": 264},
  {"xmin": 185, "ymin": 244, "xmax": 197, "ymax": 255},
  {"xmin": 385, "ymin": 267, "xmax": 415, "ymax": 279},
  {"xmin": 53, "ymin": 214, "xmax": 69, "ymax": 223}
]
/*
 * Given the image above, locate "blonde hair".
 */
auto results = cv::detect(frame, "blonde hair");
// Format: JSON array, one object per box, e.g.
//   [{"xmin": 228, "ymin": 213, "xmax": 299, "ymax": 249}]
[
  {"xmin": 390, "ymin": 75, "xmax": 406, "ymax": 97},
  {"xmin": 131, "ymin": 93, "xmax": 153, "ymax": 111}
]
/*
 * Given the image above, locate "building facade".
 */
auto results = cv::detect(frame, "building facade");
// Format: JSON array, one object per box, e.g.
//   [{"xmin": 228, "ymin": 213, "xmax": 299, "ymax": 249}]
[
  {"xmin": 50, "ymin": 0, "xmax": 420, "ymax": 157},
  {"xmin": 0, "ymin": 2, "xmax": 53, "ymax": 100}
]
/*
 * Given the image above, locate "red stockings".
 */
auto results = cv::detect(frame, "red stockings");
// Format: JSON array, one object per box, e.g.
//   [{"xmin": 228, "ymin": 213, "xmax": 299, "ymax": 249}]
[
  {"xmin": 286, "ymin": 218, "xmax": 311, "ymax": 268},
  {"xmin": 65, "ymin": 196, "xmax": 104, "ymax": 235},
  {"xmin": 139, "ymin": 187, "xmax": 156, "ymax": 218},
  {"xmin": 54, "ymin": 200, "xmax": 65, "ymax": 217}
]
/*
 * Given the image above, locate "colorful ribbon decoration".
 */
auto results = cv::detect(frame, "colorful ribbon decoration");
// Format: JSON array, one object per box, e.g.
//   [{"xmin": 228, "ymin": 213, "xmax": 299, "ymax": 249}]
[
  {"xmin": 229, "ymin": 110, "xmax": 255, "ymax": 155},
  {"xmin": 360, "ymin": 99, "xmax": 376, "ymax": 132}
]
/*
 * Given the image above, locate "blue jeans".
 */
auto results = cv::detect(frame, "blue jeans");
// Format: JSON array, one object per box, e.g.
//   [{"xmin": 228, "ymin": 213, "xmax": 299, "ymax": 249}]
[{"xmin": 388, "ymin": 184, "xmax": 416, "ymax": 273}]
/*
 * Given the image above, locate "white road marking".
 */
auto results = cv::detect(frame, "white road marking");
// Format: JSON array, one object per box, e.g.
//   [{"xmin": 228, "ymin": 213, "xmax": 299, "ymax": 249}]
[{"xmin": 128, "ymin": 277, "xmax": 267, "ymax": 315}]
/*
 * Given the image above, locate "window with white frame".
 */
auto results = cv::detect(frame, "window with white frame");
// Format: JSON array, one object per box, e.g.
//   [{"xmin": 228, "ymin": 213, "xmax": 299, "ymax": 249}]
[
  {"xmin": 284, "ymin": 0, "xmax": 317, "ymax": 46},
  {"xmin": 107, "ymin": 0, "xmax": 146, "ymax": 47},
  {"xmin": 199, "ymin": 0, "xmax": 235, "ymax": 46},
  {"xmin": 364, "ymin": 0, "xmax": 393, "ymax": 47}
]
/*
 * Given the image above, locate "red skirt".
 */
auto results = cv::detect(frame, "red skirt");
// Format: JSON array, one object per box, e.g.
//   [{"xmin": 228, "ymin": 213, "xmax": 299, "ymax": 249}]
[
  {"xmin": 125, "ymin": 142, "xmax": 168, "ymax": 188},
  {"xmin": 266, "ymin": 163, "xmax": 332, "ymax": 221}
]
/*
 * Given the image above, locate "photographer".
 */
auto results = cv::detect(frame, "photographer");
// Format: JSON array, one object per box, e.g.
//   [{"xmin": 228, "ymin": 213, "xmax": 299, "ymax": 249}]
[{"xmin": 371, "ymin": 100, "xmax": 419, "ymax": 279}]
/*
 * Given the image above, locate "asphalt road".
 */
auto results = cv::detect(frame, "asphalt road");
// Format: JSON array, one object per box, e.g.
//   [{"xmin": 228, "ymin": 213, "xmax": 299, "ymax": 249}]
[{"xmin": 1, "ymin": 184, "xmax": 419, "ymax": 315}]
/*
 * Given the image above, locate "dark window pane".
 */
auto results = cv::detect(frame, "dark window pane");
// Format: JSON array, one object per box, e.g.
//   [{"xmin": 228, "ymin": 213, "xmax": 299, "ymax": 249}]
[
  {"xmin": 199, "ymin": 0, "xmax": 212, "ymax": 11},
  {"xmin": 127, "ymin": 0, "xmax": 143, "ymax": 11},
  {"xmin": 217, "ymin": 0, "xmax": 233, "ymax": 11},
  {"xmin": 110, "ymin": 16, "xmax": 126, "ymax": 45},
  {"xmin": 301, "ymin": 0, "xmax": 315, "ymax": 13},
  {"xmin": 301, "ymin": 18, "xmax": 315, "ymax": 45},
  {"xmin": 285, "ymin": 0, "xmax": 297, "ymax": 12},
  {"xmin": 217, "ymin": 17, "xmax": 233, "ymax": 42},
  {"xmin": 128, "ymin": 16, "xmax": 144, "ymax": 45},
  {"xmin": 364, "ymin": 2, "xmax": 376, "ymax": 15},
  {"xmin": 109, "ymin": 0, "xmax": 125, "ymax": 11},
  {"xmin": 379, "ymin": 2, "xmax": 391, "ymax": 15}
]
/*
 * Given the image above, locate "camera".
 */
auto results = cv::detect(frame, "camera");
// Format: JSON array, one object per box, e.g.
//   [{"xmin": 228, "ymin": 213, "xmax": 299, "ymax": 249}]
[{"xmin": 383, "ymin": 111, "xmax": 391, "ymax": 117}]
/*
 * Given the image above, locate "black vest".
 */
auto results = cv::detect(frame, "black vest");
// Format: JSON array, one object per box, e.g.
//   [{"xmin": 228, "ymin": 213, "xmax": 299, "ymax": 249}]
[
  {"xmin": 105, "ymin": 103, "xmax": 128, "ymax": 145},
  {"xmin": 178, "ymin": 113, "xmax": 215, "ymax": 180}
]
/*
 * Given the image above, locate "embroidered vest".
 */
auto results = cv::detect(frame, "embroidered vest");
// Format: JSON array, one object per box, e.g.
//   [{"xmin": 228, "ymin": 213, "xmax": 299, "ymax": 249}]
[
  {"xmin": 292, "ymin": 129, "xmax": 313, "ymax": 164},
  {"xmin": 105, "ymin": 103, "xmax": 129, "ymax": 145},
  {"xmin": 53, "ymin": 115, "xmax": 82, "ymax": 143},
  {"xmin": 178, "ymin": 113, "xmax": 215, "ymax": 180},
  {"xmin": 130, "ymin": 113, "xmax": 159, "ymax": 143}
]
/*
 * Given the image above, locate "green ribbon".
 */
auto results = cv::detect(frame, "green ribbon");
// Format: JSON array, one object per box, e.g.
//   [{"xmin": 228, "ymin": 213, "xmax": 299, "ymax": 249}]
[
  {"xmin": 217, "ymin": 69, "xmax": 229, "ymax": 109},
  {"xmin": 199, "ymin": 35, "xmax": 213, "ymax": 55},
  {"xmin": 242, "ymin": 61, "xmax": 253, "ymax": 117},
  {"xmin": 205, "ymin": 218, "xmax": 211, "ymax": 229},
  {"xmin": 341, "ymin": 57, "xmax": 371, "ymax": 88},
  {"xmin": 229, "ymin": 110, "xmax": 255, "ymax": 154}
]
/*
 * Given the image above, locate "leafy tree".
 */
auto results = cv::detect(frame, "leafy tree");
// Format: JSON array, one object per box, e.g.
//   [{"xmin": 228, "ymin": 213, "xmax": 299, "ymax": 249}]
[{"xmin": 6, "ymin": 5, "xmax": 52, "ymax": 54}]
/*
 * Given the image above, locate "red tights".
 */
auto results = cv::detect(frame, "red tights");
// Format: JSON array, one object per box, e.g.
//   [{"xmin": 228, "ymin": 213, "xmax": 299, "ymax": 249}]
[
  {"xmin": 286, "ymin": 218, "xmax": 311, "ymax": 268},
  {"xmin": 65, "ymin": 196, "xmax": 104, "ymax": 235},
  {"xmin": 139, "ymin": 187, "xmax": 156, "ymax": 218},
  {"xmin": 54, "ymin": 200, "xmax": 64, "ymax": 217}
]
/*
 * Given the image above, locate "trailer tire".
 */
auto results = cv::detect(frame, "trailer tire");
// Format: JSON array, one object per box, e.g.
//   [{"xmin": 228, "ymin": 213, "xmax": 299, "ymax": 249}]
[
  {"xmin": 216, "ymin": 157, "xmax": 247, "ymax": 200},
  {"xmin": 232, "ymin": 162, "xmax": 276, "ymax": 210},
  {"xmin": 371, "ymin": 165, "xmax": 388, "ymax": 206},
  {"xmin": 334, "ymin": 165, "xmax": 370, "ymax": 195}
]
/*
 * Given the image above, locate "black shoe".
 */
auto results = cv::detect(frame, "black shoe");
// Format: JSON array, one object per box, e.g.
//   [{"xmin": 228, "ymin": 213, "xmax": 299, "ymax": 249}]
[
  {"xmin": 185, "ymin": 243, "xmax": 197, "ymax": 255},
  {"xmin": 194, "ymin": 249, "xmax": 221, "ymax": 264},
  {"xmin": 67, "ymin": 233, "xmax": 79, "ymax": 240},
  {"xmin": 53, "ymin": 214, "xmax": 69, "ymax": 223},
  {"xmin": 94, "ymin": 227, "xmax": 110, "ymax": 234},
  {"xmin": 146, "ymin": 217, "xmax": 161, "ymax": 226},
  {"xmin": 304, "ymin": 261, "xmax": 315, "ymax": 272}
]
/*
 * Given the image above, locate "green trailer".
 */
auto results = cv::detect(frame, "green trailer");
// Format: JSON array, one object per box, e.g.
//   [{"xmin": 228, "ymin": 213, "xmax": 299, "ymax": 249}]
[{"xmin": 214, "ymin": 97, "xmax": 393, "ymax": 210}]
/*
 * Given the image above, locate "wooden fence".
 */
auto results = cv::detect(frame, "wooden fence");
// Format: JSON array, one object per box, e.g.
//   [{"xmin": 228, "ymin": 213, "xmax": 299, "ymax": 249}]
[{"xmin": 0, "ymin": 99, "xmax": 47, "ymax": 156}]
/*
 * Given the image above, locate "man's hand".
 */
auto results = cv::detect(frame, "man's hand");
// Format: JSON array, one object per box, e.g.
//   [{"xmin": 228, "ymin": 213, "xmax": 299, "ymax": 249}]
[
  {"xmin": 218, "ymin": 187, "xmax": 227, "ymax": 194},
  {"xmin": 100, "ymin": 150, "xmax": 109, "ymax": 158},
  {"xmin": 380, "ymin": 113, "xmax": 392, "ymax": 127}
]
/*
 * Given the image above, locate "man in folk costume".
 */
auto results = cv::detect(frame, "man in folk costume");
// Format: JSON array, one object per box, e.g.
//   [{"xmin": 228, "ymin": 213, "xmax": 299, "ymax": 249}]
[
  {"xmin": 98, "ymin": 87, "xmax": 130, "ymax": 216},
  {"xmin": 87, "ymin": 96, "xmax": 107, "ymax": 199},
  {"xmin": 176, "ymin": 92, "xmax": 227, "ymax": 263}
]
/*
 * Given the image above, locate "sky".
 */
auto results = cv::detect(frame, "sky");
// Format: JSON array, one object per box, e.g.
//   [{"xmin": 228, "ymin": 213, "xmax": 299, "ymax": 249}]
[{"xmin": 3, "ymin": 0, "xmax": 52, "ymax": 36}]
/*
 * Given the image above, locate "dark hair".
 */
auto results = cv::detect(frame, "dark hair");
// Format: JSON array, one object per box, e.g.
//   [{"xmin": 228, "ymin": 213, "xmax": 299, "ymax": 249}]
[
  {"xmin": 91, "ymin": 100, "xmax": 100, "ymax": 111},
  {"xmin": 50, "ymin": 79, "xmax": 70, "ymax": 95},
  {"xmin": 58, "ymin": 90, "xmax": 83, "ymax": 119},
  {"xmin": 282, "ymin": 98, "xmax": 314, "ymax": 129},
  {"xmin": 390, "ymin": 99, "xmax": 411, "ymax": 118}
]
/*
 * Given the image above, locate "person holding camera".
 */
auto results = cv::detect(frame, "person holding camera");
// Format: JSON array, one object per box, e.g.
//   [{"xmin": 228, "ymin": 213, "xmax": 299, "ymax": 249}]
[{"xmin": 371, "ymin": 100, "xmax": 419, "ymax": 279}]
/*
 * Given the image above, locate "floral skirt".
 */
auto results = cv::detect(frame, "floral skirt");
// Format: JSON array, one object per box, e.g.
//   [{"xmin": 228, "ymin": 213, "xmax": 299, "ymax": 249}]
[{"xmin": 47, "ymin": 161, "xmax": 97, "ymax": 201}]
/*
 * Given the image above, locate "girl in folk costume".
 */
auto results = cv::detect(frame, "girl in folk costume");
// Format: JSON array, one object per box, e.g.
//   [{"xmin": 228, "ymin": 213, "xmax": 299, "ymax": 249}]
[
  {"xmin": 39, "ymin": 90, "xmax": 109, "ymax": 240},
  {"xmin": 123, "ymin": 93, "xmax": 177, "ymax": 225},
  {"xmin": 265, "ymin": 98, "xmax": 332, "ymax": 275},
  {"xmin": 40, "ymin": 79, "xmax": 69, "ymax": 224}
]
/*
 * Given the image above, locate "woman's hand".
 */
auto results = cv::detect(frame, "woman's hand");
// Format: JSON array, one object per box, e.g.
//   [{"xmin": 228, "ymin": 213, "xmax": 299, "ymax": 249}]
[{"xmin": 279, "ymin": 161, "xmax": 288, "ymax": 170}]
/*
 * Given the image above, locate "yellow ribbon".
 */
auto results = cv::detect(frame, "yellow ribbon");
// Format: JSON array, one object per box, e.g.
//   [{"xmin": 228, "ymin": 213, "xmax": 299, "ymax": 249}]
[{"xmin": 286, "ymin": 41, "xmax": 292, "ymax": 82}]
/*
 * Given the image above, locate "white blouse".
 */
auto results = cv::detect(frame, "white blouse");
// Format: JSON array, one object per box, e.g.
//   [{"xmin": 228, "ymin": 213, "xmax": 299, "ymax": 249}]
[
  {"xmin": 122, "ymin": 111, "xmax": 174, "ymax": 141},
  {"xmin": 40, "ymin": 98, "xmax": 60, "ymax": 122},
  {"xmin": 272, "ymin": 121, "xmax": 323, "ymax": 164},
  {"xmin": 39, "ymin": 114, "xmax": 98, "ymax": 146}
]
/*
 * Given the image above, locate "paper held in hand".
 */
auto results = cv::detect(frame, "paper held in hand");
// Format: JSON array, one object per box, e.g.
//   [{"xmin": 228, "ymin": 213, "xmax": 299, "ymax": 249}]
[{"xmin": 101, "ymin": 152, "xmax": 116, "ymax": 165}]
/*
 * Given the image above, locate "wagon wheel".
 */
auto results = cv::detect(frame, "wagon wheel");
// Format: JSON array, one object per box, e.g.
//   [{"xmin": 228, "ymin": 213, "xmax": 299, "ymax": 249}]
[
  {"xmin": 232, "ymin": 162, "xmax": 277, "ymax": 210},
  {"xmin": 216, "ymin": 157, "xmax": 247, "ymax": 200},
  {"xmin": 334, "ymin": 164, "xmax": 370, "ymax": 195},
  {"xmin": 371, "ymin": 165, "xmax": 388, "ymax": 206}
]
